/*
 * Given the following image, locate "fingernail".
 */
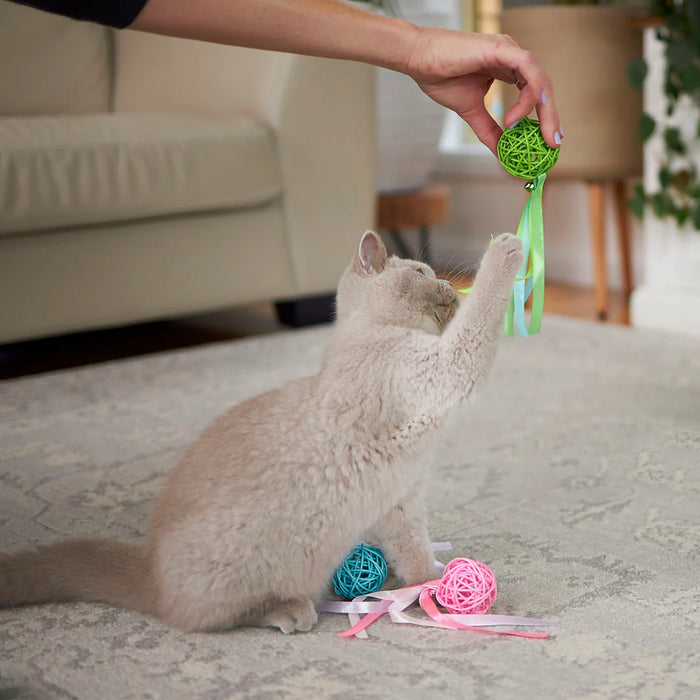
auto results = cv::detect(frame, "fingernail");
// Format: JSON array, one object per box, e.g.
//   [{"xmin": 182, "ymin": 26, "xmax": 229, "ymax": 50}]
[
  {"xmin": 508, "ymin": 119, "xmax": 521, "ymax": 129},
  {"xmin": 541, "ymin": 90, "xmax": 547, "ymax": 104},
  {"xmin": 559, "ymin": 125, "xmax": 564, "ymax": 137},
  {"xmin": 554, "ymin": 131, "xmax": 562, "ymax": 146}
]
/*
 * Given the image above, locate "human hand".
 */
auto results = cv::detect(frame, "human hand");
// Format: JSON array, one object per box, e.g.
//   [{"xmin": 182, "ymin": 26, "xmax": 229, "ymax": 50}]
[{"xmin": 403, "ymin": 27, "xmax": 562, "ymax": 156}]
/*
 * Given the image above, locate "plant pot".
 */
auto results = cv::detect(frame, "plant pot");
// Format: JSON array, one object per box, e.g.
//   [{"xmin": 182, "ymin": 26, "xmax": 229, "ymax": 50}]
[
  {"xmin": 376, "ymin": 0, "xmax": 459, "ymax": 193},
  {"xmin": 501, "ymin": 6, "xmax": 643, "ymax": 180}
]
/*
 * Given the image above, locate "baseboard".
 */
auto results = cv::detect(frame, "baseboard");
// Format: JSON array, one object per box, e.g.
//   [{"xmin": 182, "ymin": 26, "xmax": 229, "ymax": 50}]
[{"xmin": 631, "ymin": 284, "xmax": 700, "ymax": 338}]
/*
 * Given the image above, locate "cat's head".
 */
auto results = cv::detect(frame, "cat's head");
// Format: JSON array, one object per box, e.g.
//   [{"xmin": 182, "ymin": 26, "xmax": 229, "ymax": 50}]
[{"xmin": 336, "ymin": 231, "xmax": 459, "ymax": 335}]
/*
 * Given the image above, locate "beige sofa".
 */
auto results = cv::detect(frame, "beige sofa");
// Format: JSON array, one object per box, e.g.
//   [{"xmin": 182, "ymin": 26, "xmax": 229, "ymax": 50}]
[{"xmin": 0, "ymin": 4, "xmax": 376, "ymax": 343}]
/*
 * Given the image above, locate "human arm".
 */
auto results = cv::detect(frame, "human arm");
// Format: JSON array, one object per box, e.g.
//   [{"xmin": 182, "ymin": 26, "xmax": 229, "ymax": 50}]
[
  {"xmin": 5, "ymin": 0, "xmax": 561, "ymax": 154},
  {"xmin": 129, "ymin": 0, "xmax": 562, "ymax": 155}
]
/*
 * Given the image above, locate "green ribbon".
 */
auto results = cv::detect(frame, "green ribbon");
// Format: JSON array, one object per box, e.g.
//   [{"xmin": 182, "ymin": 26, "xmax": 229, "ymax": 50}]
[
  {"xmin": 459, "ymin": 173, "xmax": 546, "ymax": 338},
  {"xmin": 505, "ymin": 173, "xmax": 546, "ymax": 337}
]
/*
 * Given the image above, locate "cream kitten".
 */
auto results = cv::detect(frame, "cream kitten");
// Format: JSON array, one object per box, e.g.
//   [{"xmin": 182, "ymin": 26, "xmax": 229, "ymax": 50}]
[{"xmin": 0, "ymin": 231, "xmax": 524, "ymax": 633}]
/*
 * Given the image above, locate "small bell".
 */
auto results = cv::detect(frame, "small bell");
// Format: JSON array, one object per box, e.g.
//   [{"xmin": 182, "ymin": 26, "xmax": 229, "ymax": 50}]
[{"xmin": 524, "ymin": 181, "xmax": 535, "ymax": 193}]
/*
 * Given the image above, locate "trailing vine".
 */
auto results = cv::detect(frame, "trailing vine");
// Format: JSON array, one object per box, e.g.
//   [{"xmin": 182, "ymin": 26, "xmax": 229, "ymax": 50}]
[{"xmin": 628, "ymin": 1, "xmax": 700, "ymax": 230}]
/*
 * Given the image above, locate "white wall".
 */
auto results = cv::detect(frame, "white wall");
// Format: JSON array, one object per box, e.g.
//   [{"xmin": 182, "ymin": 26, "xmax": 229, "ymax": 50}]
[{"xmin": 630, "ymin": 29, "xmax": 700, "ymax": 338}]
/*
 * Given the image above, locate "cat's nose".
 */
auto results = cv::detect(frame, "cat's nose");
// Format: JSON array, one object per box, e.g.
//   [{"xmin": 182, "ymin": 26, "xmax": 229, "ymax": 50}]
[{"xmin": 439, "ymin": 280, "xmax": 459, "ymax": 303}]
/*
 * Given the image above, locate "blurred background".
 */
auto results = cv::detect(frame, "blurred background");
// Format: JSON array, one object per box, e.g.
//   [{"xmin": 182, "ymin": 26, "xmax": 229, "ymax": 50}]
[{"xmin": 1, "ymin": 0, "xmax": 698, "ymax": 378}]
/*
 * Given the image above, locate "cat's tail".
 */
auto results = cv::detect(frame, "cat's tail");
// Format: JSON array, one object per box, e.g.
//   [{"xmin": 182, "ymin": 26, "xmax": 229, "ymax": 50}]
[{"xmin": 0, "ymin": 538, "xmax": 154, "ymax": 614}]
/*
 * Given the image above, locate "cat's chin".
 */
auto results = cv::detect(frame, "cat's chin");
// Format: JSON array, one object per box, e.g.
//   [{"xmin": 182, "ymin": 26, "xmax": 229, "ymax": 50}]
[
  {"xmin": 422, "ymin": 317, "xmax": 444, "ymax": 336},
  {"xmin": 428, "ymin": 308, "xmax": 458, "ymax": 335}
]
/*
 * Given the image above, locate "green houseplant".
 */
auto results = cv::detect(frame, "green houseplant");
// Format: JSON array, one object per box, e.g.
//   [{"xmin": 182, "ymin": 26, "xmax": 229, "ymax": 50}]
[{"xmin": 628, "ymin": 1, "xmax": 700, "ymax": 230}]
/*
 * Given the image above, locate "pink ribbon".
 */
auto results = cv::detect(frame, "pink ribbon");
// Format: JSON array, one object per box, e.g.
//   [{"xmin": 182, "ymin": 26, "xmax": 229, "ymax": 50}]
[{"xmin": 316, "ymin": 581, "xmax": 553, "ymax": 639}]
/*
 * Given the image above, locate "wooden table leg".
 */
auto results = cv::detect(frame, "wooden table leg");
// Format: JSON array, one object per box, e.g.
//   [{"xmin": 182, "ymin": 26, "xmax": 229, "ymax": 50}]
[
  {"xmin": 377, "ymin": 186, "xmax": 450, "ymax": 265},
  {"xmin": 588, "ymin": 181, "xmax": 608, "ymax": 321},
  {"xmin": 388, "ymin": 229, "xmax": 413, "ymax": 260},
  {"xmin": 613, "ymin": 180, "xmax": 633, "ymax": 297}
]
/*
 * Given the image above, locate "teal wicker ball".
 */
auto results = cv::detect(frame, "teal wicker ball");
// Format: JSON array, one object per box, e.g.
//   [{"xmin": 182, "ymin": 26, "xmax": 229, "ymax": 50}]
[
  {"xmin": 497, "ymin": 117, "xmax": 559, "ymax": 179},
  {"xmin": 332, "ymin": 543, "xmax": 388, "ymax": 599}
]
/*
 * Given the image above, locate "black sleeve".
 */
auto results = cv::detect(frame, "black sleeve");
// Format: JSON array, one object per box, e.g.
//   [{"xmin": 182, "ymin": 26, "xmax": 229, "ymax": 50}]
[{"xmin": 5, "ymin": 0, "xmax": 150, "ymax": 29}]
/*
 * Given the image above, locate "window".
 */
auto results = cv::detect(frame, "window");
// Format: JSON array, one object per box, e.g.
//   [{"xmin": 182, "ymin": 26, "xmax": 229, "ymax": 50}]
[{"xmin": 439, "ymin": 0, "xmax": 504, "ymax": 172}]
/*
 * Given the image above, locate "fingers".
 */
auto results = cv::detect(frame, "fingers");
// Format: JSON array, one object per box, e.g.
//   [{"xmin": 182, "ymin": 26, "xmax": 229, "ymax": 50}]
[
  {"xmin": 460, "ymin": 104, "xmax": 503, "ymax": 157},
  {"xmin": 493, "ymin": 44, "xmax": 562, "ymax": 149},
  {"xmin": 502, "ymin": 88, "xmax": 562, "ymax": 149},
  {"xmin": 535, "ymin": 93, "xmax": 563, "ymax": 148}
]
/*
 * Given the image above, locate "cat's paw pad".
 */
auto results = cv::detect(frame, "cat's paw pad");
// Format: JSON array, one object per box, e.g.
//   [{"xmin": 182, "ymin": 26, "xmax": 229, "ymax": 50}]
[
  {"xmin": 265, "ymin": 599, "xmax": 318, "ymax": 634},
  {"xmin": 486, "ymin": 233, "xmax": 525, "ymax": 275}
]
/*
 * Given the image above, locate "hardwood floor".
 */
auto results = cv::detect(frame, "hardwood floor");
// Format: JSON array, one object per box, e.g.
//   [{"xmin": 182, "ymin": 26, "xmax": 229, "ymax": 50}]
[
  {"xmin": 0, "ymin": 282, "xmax": 629, "ymax": 380},
  {"xmin": 451, "ymin": 277, "xmax": 631, "ymax": 327},
  {"xmin": 541, "ymin": 283, "xmax": 630, "ymax": 326}
]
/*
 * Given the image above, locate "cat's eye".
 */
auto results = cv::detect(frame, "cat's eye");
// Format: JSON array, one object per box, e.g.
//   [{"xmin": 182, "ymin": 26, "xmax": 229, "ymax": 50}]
[{"xmin": 414, "ymin": 267, "xmax": 426, "ymax": 276}]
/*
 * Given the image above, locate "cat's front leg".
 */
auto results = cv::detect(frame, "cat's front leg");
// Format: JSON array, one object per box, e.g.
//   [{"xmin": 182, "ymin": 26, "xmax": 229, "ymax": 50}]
[
  {"xmin": 448, "ymin": 232, "xmax": 524, "ymax": 341},
  {"xmin": 437, "ymin": 233, "xmax": 525, "ymax": 405},
  {"xmin": 370, "ymin": 486, "xmax": 438, "ymax": 586}
]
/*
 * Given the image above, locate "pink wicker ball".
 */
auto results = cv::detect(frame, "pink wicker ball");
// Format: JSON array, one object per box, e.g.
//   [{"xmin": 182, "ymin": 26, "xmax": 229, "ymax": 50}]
[{"xmin": 435, "ymin": 558, "xmax": 497, "ymax": 614}]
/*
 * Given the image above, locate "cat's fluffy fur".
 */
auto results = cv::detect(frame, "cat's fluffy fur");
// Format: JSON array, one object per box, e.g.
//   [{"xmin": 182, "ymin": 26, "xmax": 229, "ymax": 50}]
[{"xmin": 0, "ymin": 231, "xmax": 524, "ymax": 633}]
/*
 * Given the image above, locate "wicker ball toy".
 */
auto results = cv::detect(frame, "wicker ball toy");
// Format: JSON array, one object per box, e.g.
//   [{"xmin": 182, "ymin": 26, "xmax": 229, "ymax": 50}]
[
  {"xmin": 332, "ymin": 543, "xmax": 388, "ymax": 599},
  {"xmin": 435, "ymin": 558, "xmax": 497, "ymax": 614},
  {"xmin": 497, "ymin": 117, "xmax": 559, "ymax": 180}
]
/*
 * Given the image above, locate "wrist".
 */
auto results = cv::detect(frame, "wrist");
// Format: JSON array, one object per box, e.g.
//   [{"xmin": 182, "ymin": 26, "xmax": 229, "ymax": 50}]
[{"xmin": 364, "ymin": 16, "xmax": 421, "ymax": 74}]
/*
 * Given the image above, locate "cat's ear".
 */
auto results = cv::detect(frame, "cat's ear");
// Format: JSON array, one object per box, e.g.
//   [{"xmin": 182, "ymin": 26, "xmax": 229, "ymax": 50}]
[{"xmin": 355, "ymin": 231, "xmax": 388, "ymax": 275}]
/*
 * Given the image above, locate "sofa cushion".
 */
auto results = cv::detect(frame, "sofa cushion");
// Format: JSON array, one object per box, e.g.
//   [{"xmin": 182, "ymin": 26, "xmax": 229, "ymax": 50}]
[
  {"xmin": 0, "ymin": 112, "xmax": 283, "ymax": 236},
  {"xmin": 0, "ymin": 4, "xmax": 111, "ymax": 116}
]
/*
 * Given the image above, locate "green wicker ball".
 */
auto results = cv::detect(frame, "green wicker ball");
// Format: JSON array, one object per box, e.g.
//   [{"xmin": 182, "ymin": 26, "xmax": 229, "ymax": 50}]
[{"xmin": 497, "ymin": 117, "xmax": 559, "ymax": 179}]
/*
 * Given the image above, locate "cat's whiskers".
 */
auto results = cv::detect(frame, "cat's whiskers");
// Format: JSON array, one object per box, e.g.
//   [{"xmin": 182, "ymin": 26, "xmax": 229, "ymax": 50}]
[
  {"xmin": 440, "ymin": 257, "xmax": 477, "ymax": 290},
  {"xmin": 436, "ymin": 251, "xmax": 464, "ymax": 278}
]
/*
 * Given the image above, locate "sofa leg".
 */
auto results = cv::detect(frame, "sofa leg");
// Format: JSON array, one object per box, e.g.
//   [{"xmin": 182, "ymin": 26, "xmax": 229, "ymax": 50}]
[{"xmin": 275, "ymin": 294, "xmax": 335, "ymax": 327}]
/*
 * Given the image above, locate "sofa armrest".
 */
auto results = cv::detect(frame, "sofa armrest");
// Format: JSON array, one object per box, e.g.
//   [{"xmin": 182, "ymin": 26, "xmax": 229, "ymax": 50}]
[
  {"xmin": 114, "ymin": 34, "xmax": 376, "ymax": 294},
  {"xmin": 263, "ymin": 55, "xmax": 376, "ymax": 294}
]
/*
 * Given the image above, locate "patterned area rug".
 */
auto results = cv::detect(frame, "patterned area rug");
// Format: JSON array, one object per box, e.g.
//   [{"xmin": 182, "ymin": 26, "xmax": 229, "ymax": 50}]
[{"xmin": 1, "ymin": 316, "xmax": 698, "ymax": 699}]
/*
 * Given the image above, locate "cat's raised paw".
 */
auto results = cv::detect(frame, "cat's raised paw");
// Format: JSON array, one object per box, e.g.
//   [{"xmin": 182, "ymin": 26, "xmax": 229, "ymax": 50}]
[
  {"xmin": 485, "ymin": 233, "xmax": 525, "ymax": 276},
  {"xmin": 263, "ymin": 599, "xmax": 318, "ymax": 634}
]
